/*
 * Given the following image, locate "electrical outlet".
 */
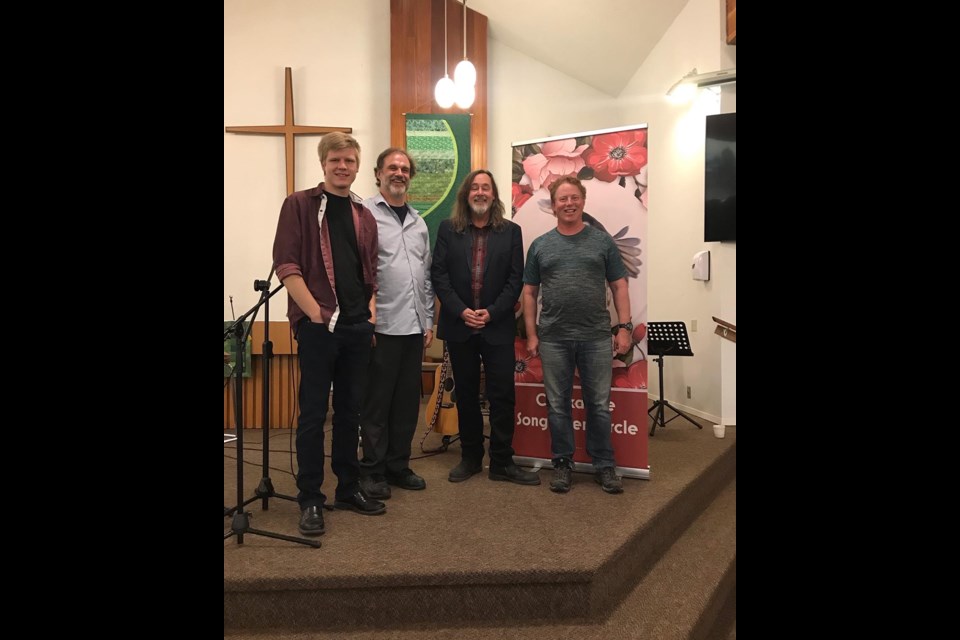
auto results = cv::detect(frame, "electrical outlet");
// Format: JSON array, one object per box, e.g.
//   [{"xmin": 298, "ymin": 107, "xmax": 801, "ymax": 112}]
[
  {"xmin": 691, "ymin": 319, "xmax": 698, "ymax": 332},
  {"xmin": 686, "ymin": 386, "xmax": 692, "ymax": 399}
]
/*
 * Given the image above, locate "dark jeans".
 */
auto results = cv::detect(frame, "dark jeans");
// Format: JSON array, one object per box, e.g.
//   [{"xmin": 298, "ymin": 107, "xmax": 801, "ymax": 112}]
[
  {"xmin": 447, "ymin": 335, "xmax": 516, "ymax": 467},
  {"xmin": 360, "ymin": 332, "xmax": 423, "ymax": 477},
  {"xmin": 294, "ymin": 318, "xmax": 374, "ymax": 507}
]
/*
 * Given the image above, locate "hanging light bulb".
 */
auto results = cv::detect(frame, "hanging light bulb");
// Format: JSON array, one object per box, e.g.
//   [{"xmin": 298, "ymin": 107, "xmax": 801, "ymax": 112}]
[
  {"xmin": 435, "ymin": 76, "xmax": 456, "ymax": 109},
  {"xmin": 454, "ymin": 0, "xmax": 477, "ymax": 90},
  {"xmin": 454, "ymin": 82, "xmax": 475, "ymax": 109},
  {"xmin": 454, "ymin": 60, "xmax": 476, "ymax": 89},
  {"xmin": 434, "ymin": 0, "xmax": 456, "ymax": 108}
]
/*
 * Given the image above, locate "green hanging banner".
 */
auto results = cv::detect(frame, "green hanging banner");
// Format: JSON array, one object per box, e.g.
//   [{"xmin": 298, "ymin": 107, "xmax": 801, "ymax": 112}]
[{"xmin": 404, "ymin": 113, "xmax": 471, "ymax": 249}]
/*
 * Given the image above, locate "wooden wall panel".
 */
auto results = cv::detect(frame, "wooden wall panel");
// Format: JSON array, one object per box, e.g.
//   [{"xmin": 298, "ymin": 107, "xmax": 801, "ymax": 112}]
[
  {"xmin": 249, "ymin": 321, "xmax": 297, "ymax": 355},
  {"xmin": 390, "ymin": 0, "xmax": 487, "ymax": 168},
  {"xmin": 224, "ymin": 354, "xmax": 302, "ymax": 430},
  {"xmin": 225, "ymin": 321, "xmax": 300, "ymax": 429},
  {"xmin": 726, "ymin": 0, "xmax": 736, "ymax": 44}
]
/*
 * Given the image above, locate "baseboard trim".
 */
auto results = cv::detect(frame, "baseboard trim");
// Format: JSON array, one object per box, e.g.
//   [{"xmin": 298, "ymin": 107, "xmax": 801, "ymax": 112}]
[{"xmin": 647, "ymin": 395, "xmax": 720, "ymax": 425}]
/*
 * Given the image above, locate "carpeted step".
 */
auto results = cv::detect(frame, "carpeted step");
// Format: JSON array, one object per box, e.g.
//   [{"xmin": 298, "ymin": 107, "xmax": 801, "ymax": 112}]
[
  {"xmin": 225, "ymin": 479, "xmax": 736, "ymax": 639},
  {"xmin": 701, "ymin": 573, "xmax": 736, "ymax": 640},
  {"xmin": 225, "ymin": 425, "xmax": 735, "ymax": 631}
]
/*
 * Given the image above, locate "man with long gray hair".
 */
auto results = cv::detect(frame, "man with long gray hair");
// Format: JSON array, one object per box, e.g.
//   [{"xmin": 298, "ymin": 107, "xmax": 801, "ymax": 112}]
[{"xmin": 431, "ymin": 170, "xmax": 540, "ymax": 487}]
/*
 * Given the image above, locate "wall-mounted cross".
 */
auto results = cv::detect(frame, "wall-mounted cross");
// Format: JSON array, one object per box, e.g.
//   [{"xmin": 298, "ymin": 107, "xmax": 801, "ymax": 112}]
[{"xmin": 225, "ymin": 67, "xmax": 352, "ymax": 195}]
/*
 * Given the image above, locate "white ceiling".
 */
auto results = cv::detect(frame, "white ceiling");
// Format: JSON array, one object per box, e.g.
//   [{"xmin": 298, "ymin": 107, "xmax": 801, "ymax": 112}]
[{"xmin": 467, "ymin": 0, "xmax": 690, "ymax": 96}]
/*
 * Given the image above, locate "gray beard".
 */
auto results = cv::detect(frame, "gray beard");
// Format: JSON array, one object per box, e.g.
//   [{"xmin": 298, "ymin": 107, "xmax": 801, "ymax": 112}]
[
  {"xmin": 470, "ymin": 201, "xmax": 490, "ymax": 216},
  {"xmin": 387, "ymin": 182, "xmax": 408, "ymax": 198}
]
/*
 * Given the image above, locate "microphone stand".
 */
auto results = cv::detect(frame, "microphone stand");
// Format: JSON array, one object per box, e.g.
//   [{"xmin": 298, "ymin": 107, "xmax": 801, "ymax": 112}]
[
  {"xmin": 223, "ymin": 286, "xmax": 320, "ymax": 548},
  {"xmin": 230, "ymin": 278, "xmax": 299, "ymax": 513}
]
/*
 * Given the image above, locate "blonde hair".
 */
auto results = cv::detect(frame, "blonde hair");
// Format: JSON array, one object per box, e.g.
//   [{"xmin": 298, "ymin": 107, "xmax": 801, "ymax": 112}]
[{"xmin": 317, "ymin": 132, "xmax": 361, "ymax": 165}]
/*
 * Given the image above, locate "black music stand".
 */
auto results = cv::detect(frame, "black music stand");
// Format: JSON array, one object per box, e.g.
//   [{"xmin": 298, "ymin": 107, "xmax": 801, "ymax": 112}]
[
  {"xmin": 224, "ymin": 295, "xmax": 320, "ymax": 548},
  {"xmin": 647, "ymin": 321, "xmax": 702, "ymax": 436}
]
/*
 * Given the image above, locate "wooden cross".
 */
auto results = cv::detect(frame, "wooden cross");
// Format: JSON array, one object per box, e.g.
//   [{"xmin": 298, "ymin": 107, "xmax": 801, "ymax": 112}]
[{"xmin": 225, "ymin": 67, "xmax": 352, "ymax": 195}]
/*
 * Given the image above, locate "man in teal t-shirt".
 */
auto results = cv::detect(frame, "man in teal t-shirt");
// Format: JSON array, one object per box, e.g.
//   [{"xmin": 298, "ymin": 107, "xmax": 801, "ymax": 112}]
[{"xmin": 521, "ymin": 176, "xmax": 632, "ymax": 495}]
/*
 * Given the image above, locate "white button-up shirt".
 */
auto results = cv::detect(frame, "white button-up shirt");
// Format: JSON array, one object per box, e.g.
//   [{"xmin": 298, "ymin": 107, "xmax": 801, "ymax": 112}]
[{"xmin": 363, "ymin": 193, "xmax": 435, "ymax": 335}]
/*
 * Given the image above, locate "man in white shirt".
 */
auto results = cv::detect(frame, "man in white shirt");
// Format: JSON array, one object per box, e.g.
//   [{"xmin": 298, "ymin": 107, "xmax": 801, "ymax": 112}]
[{"xmin": 360, "ymin": 148, "xmax": 435, "ymax": 499}]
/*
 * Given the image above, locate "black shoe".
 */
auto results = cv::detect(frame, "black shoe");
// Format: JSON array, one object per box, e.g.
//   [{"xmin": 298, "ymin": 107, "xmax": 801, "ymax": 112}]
[
  {"xmin": 489, "ymin": 463, "xmax": 541, "ymax": 486},
  {"xmin": 298, "ymin": 505, "xmax": 326, "ymax": 536},
  {"xmin": 361, "ymin": 474, "xmax": 392, "ymax": 499},
  {"xmin": 448, "ymin": 460, "xmax": 483, "ymax": 483},
  {"xmin": 334, "ymin": 490, "xmax": 387, "ymax": 515},
  {"xmin": 385, "ymin": 469, "xmax": 426, "ymax": 490}
]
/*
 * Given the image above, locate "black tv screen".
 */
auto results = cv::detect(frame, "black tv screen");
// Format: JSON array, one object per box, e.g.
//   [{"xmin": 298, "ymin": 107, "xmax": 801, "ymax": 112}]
[{"xmin": 704, "ymin": 112, "xmax": 736, "ymax": 242}]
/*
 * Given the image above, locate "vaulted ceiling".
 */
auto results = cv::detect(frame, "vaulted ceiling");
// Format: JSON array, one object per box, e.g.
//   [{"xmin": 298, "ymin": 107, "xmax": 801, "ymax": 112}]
[{"xmin": 466, "ymin": 0, "xmax": 690, "ymax": 96}]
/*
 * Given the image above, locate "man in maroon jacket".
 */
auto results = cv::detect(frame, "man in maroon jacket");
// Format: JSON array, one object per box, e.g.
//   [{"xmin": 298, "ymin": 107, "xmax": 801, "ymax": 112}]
[{"xmin": 273, "ymin": 132, "xmax": 386, "ymax": 537}]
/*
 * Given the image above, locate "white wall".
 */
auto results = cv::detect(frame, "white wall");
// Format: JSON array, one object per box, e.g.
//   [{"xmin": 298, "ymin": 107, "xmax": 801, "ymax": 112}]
[
  {"xmin": 606, "ymin": 0, "xmax": 736, "ymax": 424},
  {"xmin": 224, "ymin": 0, "xmax": 735, "ymax": 422},
  {"xmin": 224, "ymin": 0, "xmax": 391, "ymax": 320},
  {"xmin": 485, "ymin": 39, "xmax": 624, "ymax": 199},
  {"xmin": 718, "ymin": 1, "xmax": 736, "ymax": 427}
]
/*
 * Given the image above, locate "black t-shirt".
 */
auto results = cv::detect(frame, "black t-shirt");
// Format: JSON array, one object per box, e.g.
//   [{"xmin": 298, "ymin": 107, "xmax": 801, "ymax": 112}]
[
  {"xmin": 390, "ymin": 203, "xmax": 408, "ymax": 225},
  {"xmin": 324, "ymin": 192, "xmax": 370, "ymax": 325}
]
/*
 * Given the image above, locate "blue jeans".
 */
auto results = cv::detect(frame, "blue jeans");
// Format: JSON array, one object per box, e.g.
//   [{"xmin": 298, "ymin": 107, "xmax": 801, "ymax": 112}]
[{"xmin": 538, "ymin": 338, "xmax": 616, "ymax": 470}]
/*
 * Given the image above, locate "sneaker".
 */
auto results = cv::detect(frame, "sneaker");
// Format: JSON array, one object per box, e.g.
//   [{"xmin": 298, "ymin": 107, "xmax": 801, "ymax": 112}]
[
  {"xmin": 448, "ymin": 460, "xmax": 483, "ymax": 483},
  {"xmin": 361, "ymin": 474, "xmax": 391, "ymax": 500},
  {"xmin": 550, "ymin": 463, "xmax": 572, "ymax": 493},
  {"xmin": 385, "ymin": 469, "xmax": 426, "ymax": 490},
  {"xmin": 489, "ymin": 463, "xmax": 541, "ymax": 486},
  {"xmin": 595, "ymin": 467, "xmax": 623, "ymax": 494}
]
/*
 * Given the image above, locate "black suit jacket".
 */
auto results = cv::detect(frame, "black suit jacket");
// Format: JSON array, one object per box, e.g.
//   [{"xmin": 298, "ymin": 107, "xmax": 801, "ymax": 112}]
[{"xmin": 431, "ymin": 218, "xmax": 523, "ymax": 345}]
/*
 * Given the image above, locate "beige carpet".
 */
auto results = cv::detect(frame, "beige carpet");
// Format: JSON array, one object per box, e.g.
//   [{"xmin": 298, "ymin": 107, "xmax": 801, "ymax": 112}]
[{"xmin": 225, "ymin": 400, "xmax": 735, "ymax": 634}]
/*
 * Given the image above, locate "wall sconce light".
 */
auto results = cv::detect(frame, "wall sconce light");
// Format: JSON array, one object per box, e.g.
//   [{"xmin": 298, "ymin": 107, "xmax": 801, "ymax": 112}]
[
  {"xmin": 434, "ymin": 0, "xmax": 456, "ymax": 108},
  {"xmin": 667, "ymin": 68, "xmax": 736, "ymax": 103},
  {"xmin": 454, "ymin": 0, "xmax": 477, "ymax": 100}
]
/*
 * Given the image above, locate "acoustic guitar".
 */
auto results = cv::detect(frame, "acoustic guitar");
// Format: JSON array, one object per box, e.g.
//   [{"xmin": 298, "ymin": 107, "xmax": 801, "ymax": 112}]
[{"xmin": 426, "ymin": 343, "xmax": 459, "ymax": 436}]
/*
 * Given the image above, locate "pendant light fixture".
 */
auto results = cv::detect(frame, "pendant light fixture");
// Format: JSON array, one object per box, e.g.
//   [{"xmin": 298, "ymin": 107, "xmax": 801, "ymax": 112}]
[
  {"xmin": 453, "ymin": 0, "xmax": 477, "ymax": 109},
  {"xmin": 434, "ymin": 0, "xmax": 456, "ymax": 108}
]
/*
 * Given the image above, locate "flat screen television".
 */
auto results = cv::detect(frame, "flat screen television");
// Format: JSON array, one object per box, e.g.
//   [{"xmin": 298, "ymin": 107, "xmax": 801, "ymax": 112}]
[{"xmin": 704, "ymin": 112, "xmax": 736, "ymax": 242}]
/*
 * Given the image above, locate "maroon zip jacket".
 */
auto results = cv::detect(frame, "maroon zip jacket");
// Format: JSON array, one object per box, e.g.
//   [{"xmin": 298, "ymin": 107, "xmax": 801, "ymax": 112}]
[{"xmin": 272, "ymin": 183, "xmax": 379, "ymax": 330}]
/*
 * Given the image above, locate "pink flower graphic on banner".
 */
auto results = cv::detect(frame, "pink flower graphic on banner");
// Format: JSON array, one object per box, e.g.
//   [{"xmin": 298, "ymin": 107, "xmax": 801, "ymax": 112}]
[
  {"xmin": 632, "ymin": 323, "xmax": 646, "ymax": 345},
  {"xmin": 583, "ymin": 131, "xmax": 648, "ymax": 182},
  {"xmin": 612, "ymin": 360, "xmax": 647, "ymax": 389},
  {"xmin": 512, "ymin": 182, "xmax": 533, "ymax": 213},
  {"xmin": 514, "ymin": 337, "xmax": 543, "ymax": 383},
  {"xmin": 522, "ymin": 139, "xmax": 589, "ymax": 191}
]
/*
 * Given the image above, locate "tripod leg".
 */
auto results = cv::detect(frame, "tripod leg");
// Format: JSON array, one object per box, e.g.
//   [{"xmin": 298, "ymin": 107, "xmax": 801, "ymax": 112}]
[
  {"xmin": 244, "ymin": 526, "xmax": 322, "ymax": 548},
  {"xmin": 649, "ymin": 403, "xmax": 665, "ymax": 436},
  {"xmin": 661, "ymin": 401, "xmax": 703, "ymax": 430},
  {"xmin": 226, "ymin": 511, "xmax": 321, "ymax": 548},
  {"xmin": 254, "ymin": 478, "xmax": 297, "ymax": 507}
]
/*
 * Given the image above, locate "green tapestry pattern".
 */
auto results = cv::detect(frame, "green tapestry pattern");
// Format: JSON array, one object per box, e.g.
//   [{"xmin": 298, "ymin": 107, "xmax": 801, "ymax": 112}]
[
  {"xmin": 405, "ymin": 114, "xmax": 471, "ymax": 249},
  {"xmin": 223, "ymin": 321, "xmax": 252, "ymax": 378}
]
